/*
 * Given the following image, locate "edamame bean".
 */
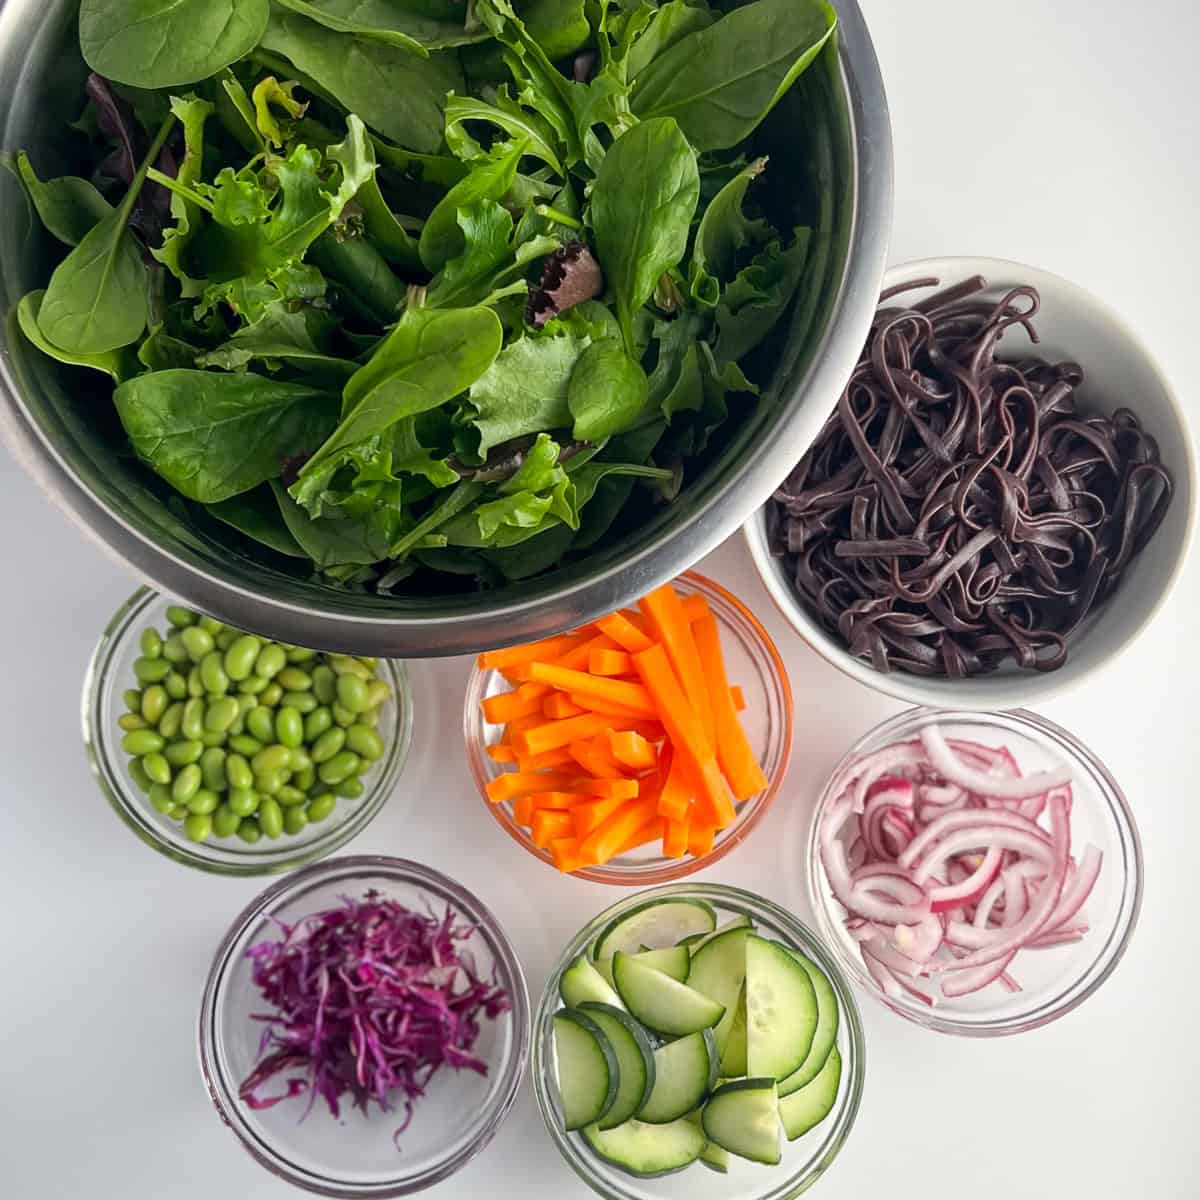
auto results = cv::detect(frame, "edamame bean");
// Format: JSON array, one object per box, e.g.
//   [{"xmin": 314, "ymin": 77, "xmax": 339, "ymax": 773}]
[
  {"xmin": 184, "ymin": 812, "xmax": 213, "ymax": 842},
  {"xmin": 254, "ymin": 644, "xmax": 287, "ymax": 679},
  {"xmin": 140, "ymin": 684, "xmax": 168, "ymax": 725},
  {"xmin": 318, "ymin": 751, "xmax": 361, "ymax": 785},
  {"xmin": 229, "ymin": 734, "xmax": 263, "ymax": 756},
  {"xmin": 252, "ymin": 744, "xmax": 292, "ymax": 775},
  {"xmin": 166, "ymin": 803, "xmax": 189, "ymax": 821},
  {"xmin": 357, "ymin": 707, "xmax": 381, "ymax": 728},
  {"xmin": 286, "ymin": 647, "xmax": 316, "ymax": 663},
  {"xmin": 259, "ymin": 797, "xmax": 284, "ymax": 839},
  {"xmin": 118, "ymin": 713, "xmax": 148, "ymax": 733},
  {"xmin": 215, "ymin": 629, "xmax": 236, "ymax": 651},
  {"xmin": 283, "ymin": 806, "xmax": 308, "ymax": 835},
  {"xmin": 200, "ymin": 651, "xmax": 229, "ymax": 694},
  {"xmin": 181, "ymin": 626, "xmax": 214, "ymax": 661},
  {"xmin": 276, "ymin": 707, "xmax": 303, "ymax": 748},
  {"xmin": 346, "ymin": 724, "xmax": 384, "ymax": 761},
  {"xmin": 237, "ymin": 818, "xmax": 262, "ymax": 843},
  {"xmin": 311, "ymin": 666, "xmax": 337, "ymax": 704},
  {"xmin": 205, "ymin": 696, "xmax": 240, "ymax": 733},
  {"xmin": 202, "ymin": 730, "xmax": 227, "ymax": 748},
  {"xmin": 172, "ymin": 763, "xmax": 202, "ymax": 804},
  {"xmin": 226, "ymin": 754, "xmax": 254, "ymax": 791},
  {"xmin": 304, "ymin": 707, "xmax": 333, "ymax": 740},
  {"xmin": 246, "ymin": 706, "xmax": 275, "ymax": 744},
  {"xmin": 148, "ymin": 783, "xmax": 174, "ymax": 814},
  {"xmin": 142, "ymin": 753, "xmax": 171, "ymax": 785},
  {"xmin": 139, "ymin": 628, "xmax": 162, "ymax": 659},
  {"xmin": 261, "ymin": 682, "xmax": 283, "ymax": 707},
  {"xmin": 334, "ymin": 777, "xmax": 365, "ymax": 800},
  {"xmin": 199, "ymin": 616, "xmax": 224, "ymax": 637},
  {"xmin": 213, "ymin": 804, "xmax": 241, "ymax": 838},
  {"xmin": 122, "ymin": 729, "xmax": 164, "ymax": 757},
  {"xmin": 281, "ymin": 691, "xmax": 318, "ymax": 714},
  {"xmin": 166, "ymin": 605, "xmax": 196, "ymax": 628},
  {"xmin": 187, "ymin": 788, "xmax": 219, "ymax": 816},
  {"xmin": 255, "ymin": 769, "xmax": 287, "ymax": 796},
  {"xmin": 187, "ymin": 666, "xmax": 205, "ymax": 698},
  {"xmin": 200, "ymin": 747, "xmax": 227, "ymax": 792},
  {"xmin": 288, "ymin": 747, "xmax": 312, "ymax": 773},
  {"xmin": 224, "ymin": 635, "xmax": 260, "ymax": 681},
  {"xmin": 276, "ymin": 667, "xmax": 312, "ymax": 692},
  {"xmin": 331, "ymin": 655, "xmax": 370, "ymax": 680},
  {"xmin": 276, "ymin": 784, "xmax": 306, "ymax": 807},
  {"xmin": 164, "ymin": 739, "xmax": 203, "ymax": 767},
  {"xmin": 128, "ymin": 758, "xmax": 152, "ymax": 793},
  {"xmin": 133, "ymin": 656, "xmax": 171, "ymax": 684},
  {"xmin": 228, "ymin": 787, "xmax": 259, "ymax": 817},
  {"xmin": 307, "ymin": 793, "xmax": 336, "ymax": 823},
  {"xmin": 123, "ymin": 688, "xmax": 143, "ymax": 714},
  {"xmin": 162, "ymin": 633, "xmax": 189, "ymax": 664},
  {"xmin": 182, "ymin": 698, "xmax": 205, "ymax": 741},
  {"xmin": 164, "ymin": 672, "xmax": 188, "ymax": 700},
  {"xmin": 311, "ymin": 728, "xmax": 345, "ymax": 764},
  {"xmin": 238, "ymin": 674, "xmax": 269, "ymax": 696},
  {"xmin": 293, "ymin": 765, "xmax": 316, "ymax": 791},
  {"xmin": 332, "ymin": 703, "xmax": 356, "ymax": 728},
  {"xmin": 158, "ymin": 702, "xmax": 184, "ymax": 739},
  {"xmin": 365, "ymin": 679, "xmax": 391, "ymax": 708},
  {"xmin": 336, "ymin": 673, "xmax": 369, "ymax": 713}
]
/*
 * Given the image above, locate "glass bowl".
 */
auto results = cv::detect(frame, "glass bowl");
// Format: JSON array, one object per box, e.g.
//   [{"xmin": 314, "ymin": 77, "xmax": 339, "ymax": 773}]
[
  {"xmin": 82, "ymin": 588, "xmax": 413, "ymax": 876},
  {"xmin": 806, "ymin": 708, "xmax": 1143, "ymax": 1036},
  {"xmin": 198, "ymin": 855, "xmax": 530, "ymax": 1197},
  {"xmin": 463, "ymin": 572, "xmax": 793, "ymax": 885},
  {"xmin": 532, "ymin": 883, "xmax": 866, "ymax": 1200}
]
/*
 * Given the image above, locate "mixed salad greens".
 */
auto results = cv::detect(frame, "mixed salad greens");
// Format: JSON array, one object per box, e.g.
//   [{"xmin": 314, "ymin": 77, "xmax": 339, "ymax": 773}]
[{"xmin": 5, "ymin": 0, "xmax": 836, "ymax": 592}]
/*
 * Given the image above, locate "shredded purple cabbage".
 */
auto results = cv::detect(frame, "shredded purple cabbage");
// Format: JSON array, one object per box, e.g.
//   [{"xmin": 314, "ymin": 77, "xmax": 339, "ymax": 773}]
[{"xmin": 239, "ymin": 891, "xmax": 510, "ymax": 1145}]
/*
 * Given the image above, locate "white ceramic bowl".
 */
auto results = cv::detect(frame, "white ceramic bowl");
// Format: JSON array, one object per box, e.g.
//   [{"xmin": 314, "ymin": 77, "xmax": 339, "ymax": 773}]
[{"xmin": 744, "ymin": 256, "xmax": 1197, "ymax": 709}]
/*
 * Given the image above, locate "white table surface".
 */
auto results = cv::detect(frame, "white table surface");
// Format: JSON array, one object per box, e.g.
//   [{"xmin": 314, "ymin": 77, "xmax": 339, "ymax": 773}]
[{"xmin": 2, "ymin": 1, "xmax": 1198, "ymax": 1196}]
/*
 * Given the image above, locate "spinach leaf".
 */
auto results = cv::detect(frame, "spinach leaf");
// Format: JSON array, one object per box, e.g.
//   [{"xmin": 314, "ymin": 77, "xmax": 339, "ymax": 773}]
[
  {"xmin": 79, "ymin": 0, "xmax": 271, "ymax": 89},
  {"xmin": 15, "ymin": 290, "xmax": 137, "ymax": 382},
  {"xmin": 714, "ymin": 226, "xmax": 810, "ymax": 364},
  {"xmin": 590, "ymin": 117, "xmax": 699, "ymax": 352},
  {"xmin": 114, "ymin": 369, "xmax": 337, "ymax": 503},
  {"xmin": 467, "ymin": 330, "xmax": 591, "ymax": 456},
  {"xmin": 308, "ymin": 231, "xmax": 408, "ymax": 322},
  {"xmin": 195, "ymin": 302, "xmax": 355, "ymax": 377},
  {"xmin": 153, "ymin": 94, "xmax": 214, "ymax": 298},
  {"xmin": 631, "ymin": 0, "xmax": 837, "ymax": 151},
  {"xmin": 273, "ymin": 0, "xmax": 487, "ymax": 53},
  {"xmin": 356, "ymin": 174, "xmax": 422, "ymax": 269},
  {"xmin": 296, "ymin": 305, "xmax": 503, "ymax": 500},
  {"xmin": 138, "ymin": 325, "xmax": 201, "ymax": 371},
  {"xmin": 6, "ymin": 152, "xmax": 112, "ymax": 246},
  {"xmin": 627, "ymin": 0, "xmax": 715, "ymax": 78},
  {"xmin": 38, "ymin": 114, "xmax": 175, "ymax": 354},
  {"xmin": 444, "ymin": 91, "xmax": 564, "ymax": 177},
  {"xmin": 207, "ymin": 487, "xmax": 308, "ymax": 558},
  {"xmin": 260, "ymin": 10, "xmax": 463, "ymax": 152},
  {"xmin": 568, "ymin": 338, "xmax": 650, "ymax": 441},
  {"xmin": 689, "ymin": 156, "xmax": 771, "ymax": 307},
  {"xmin": 272, "ymin": 479, "xmax": 391, "ymax": 567}
]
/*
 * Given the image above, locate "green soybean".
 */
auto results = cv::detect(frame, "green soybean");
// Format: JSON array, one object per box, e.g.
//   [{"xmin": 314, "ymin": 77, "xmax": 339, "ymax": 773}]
[
  {"xmin": 334, "ymin": 776, "xmax": 365, "ymax": 800},
  {"xmin": 123, "ymin": 688, "xmax": 143, "ymax": 714},
  {"xmin": 166, "ymin": 803, "xmax": 189, "ymax": 821},
  {"xmin": 157, "ymin": 702, "xmax": 184, "ymax": 738},
  {"xmin": 283, "ymin": 806, "xmax": 308, "ymax": 835},
  {"xmin": 166, "ymin": 605, "xmax": 196, "ymax": 628},
  {"xmin": 276, "ymin": 784, "xmax": 306, "ymax": 807},
  {"xmin": 288, "ymin": 747, "xmax": 312, "ymax": 773},
  {"xmin": 181, "ymin": 626, "xmax": 214, "ymax": 661},
  {"xmin": 255, "ymin": 644, "xmax": 287, "ymax": 679},
  {"xmin": 142, "ymin": 753, "xmax": 171, "ymax": 785},
  {"xmin": 172, "ymin": 763, "xmax": 201, "ymax": 804},
  {"xmin": 164, "ymin": 739, "xmax": 203, "ymax": 767},
  {"xmin": 237, "ymin": 818, "xmax": 262, "ymax": 843},
  {"xmin": 139, "ymin": 685, "xmax": 166, "ymax": 724},
  {"xmin": 281, "ymin": 691, "xmax": 318, "ymax": 714},
  {"xmin": 133, "ymin": 656, "xmax": 171, "ymax": 684},
  {"xmin": 261, "ymin": 682, "xmax": 283, "ymax": 707},
  {"xmin": 238, "ymin": 674, "xmax": 269, "ymax": 696},
  {"xmin": 184, "ymin": 812, "xmax": 213, "ymax": 842},
  {"xmin": 165, "ymin": 672, "xmax": 188, "ymax": 700},
  {"xmin": 346, "ymin": 724, "xmax": 384, "ymax": 761},
  {"xmin": 246, "ymin": 706, "xmax": 275, "ymax": 743},
  {"xmin": 140, "ymin": 629, "xmax": 163, "ymax": 659},
  {"xmin": 287, "ymin": 646, "xmax": 317, "ymax": 663},
  {"xmin": 181, "ymin": 698, "xmax": 205, "ymax": 741},
  {"xmin": 259, "ymin": 797, "xmax": 284, "ymax": 839},
  {"xmin": 122, "ymin": 729, "xmax": 164, "ymax": 756},
  {"xmin": 205, "ymin": 696, "xmax": 240, "ymax": 732},
  {"xmin": 318, "ymin": 751, "xmax": 361, "ymax": 785},
  {"xmin": 118, "ymin": 713, "xmax": 147, "ymax": 733},
  {"xmin": 276, "ymin": 667, "xmax": 312, "ymax": 692},
  {"xmin": 357, "ymin": 706, "xmax": 381, "ymax": 728},
  {"xmin": 148, "ymin": 783, "xmax": 174, "ymax": 813},
  {"xmin": 128, "ymin": 758, "xmax": 152, "ymax": 793},
  {"xmin": 215, "ymin": 628, "xmax": 236, "ymax": 650},
  {"xmin": 229, "ymin": 734, "xmax": 263, "ymax": 756},
  {"xmin": 200, "ymin": 652, "xmax": 229, "ymax": 694},
  {"xmin": 212, "ymin": 804, "xmax": 241, "ymax": 838},
  {"xmin": 311, "ymin": 728, "xmax": 345, "ymax": 763},
  {"xmin": 366, "ymin": 679, "xmax": 391, "ymax": 708},
  {"xmin": 228, "ymin": 786, "xmax": 259, "ymax": 817},
  {"xmin": 311, "ymin": 666, "xmax": 337, "ymax": 704},
  {"xmin": 331, "ymin": 655, "xmax": 370, "ymax": 680},
  {"xmin": 307, "ymin": 793, "xmax": 337, "ymax": 823},
  {"xmin": 226, "ymin": 754, "xmax": 254, "ymax": 790},
  {"xmin": 304, "ymin": 707, "xmax": 333, "ymax": 740},
  {"xmin": 200, "ymin": 747, "xmax": 227, "ymax": 792},
  {"xmin": 199, "ymin": 616, "xmax": 224, "ymax": 636},
  {"xmin": 187, "ymin": 788, "xmax": 219, "ymax": 816},
  {"xmin": 224, "ymin": 635, "xmax": 260, "ymax": 681},
  {"xmin": 293, "ymin": 765, "xmax": 316, "ymax": 791},
  {"xmin": 276, "ymin": 707, "xmax": 303, "ymax": 748},
  {"xmin": 253, "ymin": 744, "xmax": 292, "ymax": 774},
  {"xmin": 202, "ymin": 730, "xmax": 227, "ymax": 748},
  {"xmin": 186, "ymin": 666, "xmax": 205, "ymax": 698},
  {"xmin": 332, "ymin": 703, "xmax": 356, "ymax": 728},
  {"xmin": 255, "ymin": 769, "xmax": 287, "ymax": 796},
  {"xmin": 162, "ymin": 633, "xmax": 189, "ymax": 664},
  {"xmin": 336, "ymin": 674, "xmax": 369, "ymax": 713}
]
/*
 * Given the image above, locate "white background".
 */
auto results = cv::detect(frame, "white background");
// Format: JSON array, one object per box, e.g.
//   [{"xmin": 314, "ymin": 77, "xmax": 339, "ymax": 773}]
[{"xmin": 2, "ymin": 1, "xmax": 1198, "ymax": 1196}]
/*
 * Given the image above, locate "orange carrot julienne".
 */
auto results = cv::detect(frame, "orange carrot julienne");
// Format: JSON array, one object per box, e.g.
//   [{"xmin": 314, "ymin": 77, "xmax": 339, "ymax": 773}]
[
  {"xmin": 542, "ymin": 693, "xmax": 585, "ymax": 720},
  {"xmin": 609, "ymin": 729, "xmax": 656, "ymax": 770},
  {"xmin": 512, "ymin": 793, "xmax": 535, "ymax": 825},
  {"xmin": 485, "ymin": 770, "xmax": 576, "ymax": 803},
  {"xmin": 582, "ymin": 735, "xmax": 633, "ymax": 776},
  {"xmin": 639, "ymin": 584, "xmax": 716, "ymax": 746},
  {"xmin": 478, "ymin": 631, "xmax": 592, "ymax": 671},
  {"xmin": 486, "ymin": 743, "xmax": 516, "ymax": 764},
  {"xmin": 513, "ymin": 712, "xmax": 614, "ymax": 758},
  {"xmin": 687, "ymin": 822, "xmax": 717, "ymax": 857},
  {"xmin": 616, "ymin": 817, "xmax": 666, "ymax": 856},
  {"xmin": 572, "ymin": 777, "xmax": 639, "ymax": 800},
  {"xmin": 731, "ymin": 685, "xmax": 746, "ymax": 712},
  {"xmin": 531, "ymin": 809, "xmax": 575, "ymax": 848},
  {"xmin": 693, "ymin": 613, "xmax": 769, "ymax": 801},
  {"xmin": 481, "ymin": 688, "xmax": 545, "ymax": 725},
  {"xmin": 595, "ymin": 612, "xmax": 653, "ymax": 653},
  {"xmin": 549, "ymin": 835, "xmax": 583, "ymax": 873},
  {"xmin": 663, "ymin": 810, "xmax": 690, "ymax": 858},
  {"xmin": 547, "ymin": 632, "xmax": 620, "ymax": 671},
  {"xmin": 506, "ymin": 712, "xmax": 543, "ymax": 736},
  {"xmin": 515, "ymin": 746, "xmax": 576, "ymax": 772},
  {"xmin": 571, "ymin": 794, "xmax": 628, "ymax": 837},
  {"xmin": 567, "ymin": 692, "xmax": 649, "ymax": 721},
  {"xmin": 526, "ymin": 790, "xmax": 589, "ymax": 811},
  {"xmin": 568, "ymin": 740, "xmax": 627, "ymax": 779},
  {"xmin": 579, "ymin": 797, "xmax": 659, "ymax": 865},
  {"xmin": 681, "ymin": 593, "xmax": 710, "ymax": 622},
  {"xmin": 589, "ymin": 647, "xmax": 632, "ymax": 676},
  {"xmin": 656, "ymin": 752, "xmax": 692, "ymax": 821},
  {"xmin": 524, "ymin": 663, "xmax": 657, "ymax": 716},
  {"xmin": 517, "ymin": 681, "xmax": 553, "ymax": 700}
]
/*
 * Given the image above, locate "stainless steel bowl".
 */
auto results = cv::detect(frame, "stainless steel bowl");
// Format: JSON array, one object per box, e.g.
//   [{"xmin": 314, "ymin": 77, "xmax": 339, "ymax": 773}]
[{"xmin": 0, "ymin": 0, "xmax": 892, "ymax": 656}]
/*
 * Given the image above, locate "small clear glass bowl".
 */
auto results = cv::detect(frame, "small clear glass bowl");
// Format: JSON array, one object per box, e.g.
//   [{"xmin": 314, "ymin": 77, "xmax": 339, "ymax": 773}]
[
  {"xmin": 532, "ymin": 883, "xmax": 866, "ymax": 1200},
  {"xmin": 199, "ymin": 855, "xmax": 531, "ymax": 1197},
  {"xmin": 463, "ymin": 572, "xmax": 793, "ymax": 885},
  {"xmin": 806, "ymin": 708, "xmax": 1143, "ymax": 1036},
  {"xmin": 82, "ymin": 588, "xmax": 413, "ymax": 876}
]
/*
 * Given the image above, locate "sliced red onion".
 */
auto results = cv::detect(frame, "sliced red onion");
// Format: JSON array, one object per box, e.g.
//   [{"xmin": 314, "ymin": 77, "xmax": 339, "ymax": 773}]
[
  {"xmin": 927, "ymin": 846, "xmax": 1002, "ymax": 913},
  {"xmin": 911, "ymin": 827, "xmax": 1055, "ymax": 886},
  {"xmin": 942, "ymin": 951, "xmax": 1019, "ymax": 998},
  {"xmin": 920, "ymin": 725, "xmax": 1072, "ymax": 801},
  {"xmin": 899, "ymin": 808, "xmax": 1052, "ymax": 870}
]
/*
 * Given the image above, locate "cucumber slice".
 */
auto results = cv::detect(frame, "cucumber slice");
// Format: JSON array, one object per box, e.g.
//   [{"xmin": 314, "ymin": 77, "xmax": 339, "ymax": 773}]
[
  {"xmin": 595, "ymin": 898, "xmax": 717, "ymax": 960},
  {"xmin": 780, "ymin": 1046, "xmax": 842, "ymax": 1141},
  {"xmin": 778, "ymin": 952, "xmax": 840, "ymax": 1097},
  {"xmin": 639, "ymin": 1029, "xmax": 719, "ymax": 1124},
  {"xmin": 613, "ymin": 953, "xmax": 725, "ymax": 1036},
  {"xmin": 597, "ymin": 944, "xmax": 691, "ymax": 988},
  {"xmin": 582, "ymin": 1117, "xmax": 705, "ymax": 1177},
  {"xmin": 702, "ymin": 1077, "xmax": 781, "ymax": 1166},
  {"xmin": 685, "ymin": 1110, "xmax": 730, "ymax": 1173},
  {"xmin": 561, "ymin": 954, "xmax": 625, "ymax": 1011},
  {"xmin": 577, "ymin": 1003, "xmax": 657, "ymax": 1130},
  {"xmin": 745, "ymin": 935, "xmax": 818, "ymax": 1081},
  {"xmin": 686, "ymin": 925, "xmax": 748, "ymax": 1056},
  {"xmin": 682, "ymin": 914, "xmax": 753, "ymax": 956},
  {"xmin": 554, "ymin": 1009, "xmax": 619, "ymax": 1131},
  {"xmin": 719, "ymin": 983, "xmax": 748, "ymax": 1076}
]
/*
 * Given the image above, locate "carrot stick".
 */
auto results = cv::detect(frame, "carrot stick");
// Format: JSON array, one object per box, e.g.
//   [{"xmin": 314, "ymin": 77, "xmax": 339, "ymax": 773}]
[
  {"xmin": 518, "ymin": 681, "xmax": 553, "ymax": 700},
  {"xmin": 486, "ymin": 744, "xmax": 516, "ymax": 764},
  {"xmin": 681, "ymin": 593, "xmax": 711, "ymax": 622},
  {"xmin": 609, "ymin": 730, "xmax": 656, "ymax": 770},
  {"xmin": 481, "ymin": 688, "xmax": 545, "ymax": 725},
  {"xmin": 512, "ymin": 793, "xmax": 536, "ymax": 825},
  {"xmin": 485, "ymin": 770, "xmax": 576, "ymax": 803},
  {"xmin": 583, "ymin": 735, "xmax": 633, "ymax": 776},
  {"xmin": 572, "ymin": 777, "xmax": 639, "ymax": 800},
  {"xmin": 506, "ymin": 712, "xmax": 543, "ymax": 736},
  {"xmin": 572, "ymin": 794, "xmax": 628, "ymax": 837},
  {"xmin": 656, "ymin": 752, "xmax": 692, "ymax": 821},
  {"xmin": 549, "ymin": 835, "xmax": 584, "ymax": 873},
  {"xmin": 478, "ymin": 631, "xmax": 592, "ymax": 671},
  {"xmin": 730, "ymin": 685, "xmax": 746, "ymax": 712},
  {"xmin": 526, "ymin": 790, "xmax": 589, "ymax": 811},
  {"xmin": 589, "ymin": 648, "xmax": 633, "ymax": 676},
  {"xmin": 692, "ymin": 613, "xmax": 769, "ymax": 801},
  {"xmin": 687, "ymin": 822, "xmax": 717, "ymax": 857},
  {"xmin": 525, "ymin": 663, "xmax": 657, "ymax": 716},
  {"xmin": 567, "ymin": 692, "xmax": 649, "ymax": 721},
  {"xmin": 595, "ymin": 612, "xmax": 653, "ymax": 653},
  {"xmin": 616, "ymin": 817, "xmax": 666, "ymax": 856},
  {"xmin": 568, "ymin": 740, "xmax": 627, "ymax": 779},
  {"xmin": 531, "ymin": 809, "xmax": 575, "ymax": 848},
  {"xmin": 513, "ymin": 712, "xmax": 615, "ymax": 758},
  {"xmin": 579, "ymin": 797, "xmax": 659, "ymax": 865},
  {"xmin": 550, "ymin": 632, "xmax": 620, "ymax": 671},
  {"xmin": 639, "ymin": 584, "xmax": 715, "ymax": 746},
  {"xmin": 515, "ymin": 747, "xmax": 575, "ymax": 772},
  {"xmin": 663, "ymin": 810, "xmax": 690, "ymax": 858},
  {"xmin": 542, "ymin": 693, "xmax": 585, "ymax": 719}
]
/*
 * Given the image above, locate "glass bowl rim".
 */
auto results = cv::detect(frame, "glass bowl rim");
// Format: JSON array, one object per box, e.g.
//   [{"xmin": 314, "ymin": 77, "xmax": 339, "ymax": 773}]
[
  {"xmin": 81, "ymin": 586, "xmax": 414, "ymax": 876},
  {"xmin": 805, "ymin": 705, "xmax": 1144, "ymax": 1037},
  {"xmin": 197, "ymin": 853, "xmax": 532, "ymax": 1198},
  {"xmin": 531, "ymin": 881, "xmax": 867, "ymax": 1200},
  {"xmin": 462, "ymin": 570, "xmax": 794, "ymax": 885}
]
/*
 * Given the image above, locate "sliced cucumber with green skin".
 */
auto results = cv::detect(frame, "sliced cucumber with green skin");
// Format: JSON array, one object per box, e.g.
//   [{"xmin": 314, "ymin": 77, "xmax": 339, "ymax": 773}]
[
  {"xmin": 746, "ymin": 935, "xmax": 818, "ymax": 1081},
  {"xmin": 577, "ymin": 1003, "xmax": 657, "ymax": 1130},
  {"xmin": 597, "ymin": 944, "xmax": 691, "ymax": 988},
  {"xmin": 639, "ymin": 1029, "xmax": 719, "ymax": 1124},
  {"xmin": 686, "ymin": 1110, "xmax": 730, "ymax": 1173},
  {"xmin": 780, "ymin": 1046, "xmax": 842, "ymax": 1141},
  {"xmin": 594, "ymin": 898, "xmax": 717, "ymax": 960},
  {"xmin": 778, "ymin": 951, "xmax": 840, "ymax": 1097},
  {"xmin": 682, "ymin": 914, "xmax": 754, "ymax": 956},
  {"xmin": 702, "ymin": 1077, "xmax": 782, "ymax": 1166},
  {"xmin": 554, "ymin": 1009, "xmax": 619, "ymax": 1131},
  {"xmin": 719, "ymin": 983, "xmax": 748, "ymax": 1076},
  {"xmin": 613, "ymin": 953, "xmax": 726, "ymax": 1036},
  {"xmin": 582, "ymin": 1117, "xmax": 705, "ymax": 1177},
  {"xmin": 561, "ymin": 954, "xmax": 625, "ymax": 1012},
  {"xmin": 686, "ymin": 926, "xmax": 748, "ymax": 1056}
]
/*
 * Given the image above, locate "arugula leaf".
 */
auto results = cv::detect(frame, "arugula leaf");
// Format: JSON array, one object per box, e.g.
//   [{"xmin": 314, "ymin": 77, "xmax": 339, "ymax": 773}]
[
  {"xmin": 15, "ymin": 290, "xmax": 137, "ymax": 382},
  {"xmin": 153, "ymin": 94, "xmax": 214, "ymax": 298},
  {"xmin": 356, "ymin": 174, "xmax": 422, "ymax": 269},
  {"xmin": 590, "ymin": 117, "xmax": 699, "ymax": 352},
  {"xmin": 207, "ymin": 487, "xmax": 308, "ymax": 558},
  {"xmin": 714, "ymin": 226, "xmax": 810, "ymax": 364},
  {"xmin": 113, "ymin": 370, "xmax": 337, "ymax": 503},
  {"xmin": 38, "ymin": 114, "xmax": 176, "ymax": 354},
  {"xmin": 444, "ymin": 90, "xmax": 564, "ymax": 177},
  {"xmin": 389, "ymin": 480, "xmax": 484, "ymax": 558},
  {"xmin": 631, "ymin": 0, "xmax": 837, "ymax": 151},
  {"xmin": 260, "ymin": 10, "xmax": 463, "ymax": 152},
  {"xmin": 568, "ymin": 338, "xmax": 650, "ymax": 441},
  {"xmin": 79, "ymin": 0, "xmax": 270, "ymax": 89},
  {"xmin": 627, "ymin": 0, "xmax": 715, "ymax": 78},
  {"xmin": 273, "ymin": 0, "xmax": 487, "ymax": 53},
  {"xmin": 690, "ymin": 156, "xmax": 772, "ymax": 307},
  {"xmin": 6, "ymin": 152, "xmax": 112, "ymax": 246},
  {"xmin": 467, "ymin": 330, "xmax": 591, "ymax": 456},
  {"xmin": 272, "ymin": 479, "xmax": 391, "ymax": 567}
]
